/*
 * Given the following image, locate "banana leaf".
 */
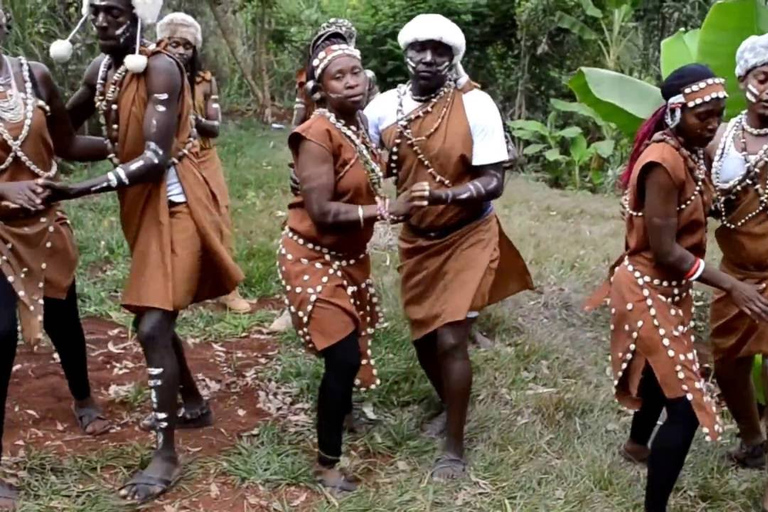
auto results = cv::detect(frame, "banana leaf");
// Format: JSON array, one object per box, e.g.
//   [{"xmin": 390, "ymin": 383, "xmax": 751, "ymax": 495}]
[
  {"xmin": 661, "ymin": 29, "xmax": 700, "ymax": 79},
  {"xmin": 569, "ymin": 67, "xmax": 663, "ymax": 138}
]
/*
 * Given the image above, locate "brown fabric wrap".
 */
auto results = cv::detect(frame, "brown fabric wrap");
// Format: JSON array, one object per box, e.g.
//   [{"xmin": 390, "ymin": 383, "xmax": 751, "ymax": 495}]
[
  {"xmin": 281, "ymin": 115, "xmax": 381, "ymax": 389},
  {"xmin": 591, "ymin": 141, "xmax": 720, "ymax": 440},
  {"xmin": 113, "ymin": 46, "xmax": 242, "ymax": 312},
  {"xmin": 711, "ymin": 178, "xmax": 768, "ymax": 361},
  {"xmin": 0, "ymin": 92, "xmax": 77, "ymax": 344},
  {"xmin": 380, "ymin": 85, "xmax": 533, "ymax": 339}
]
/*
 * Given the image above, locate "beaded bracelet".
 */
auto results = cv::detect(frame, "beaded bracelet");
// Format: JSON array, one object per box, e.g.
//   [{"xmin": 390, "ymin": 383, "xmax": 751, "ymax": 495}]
[{"xmin": 684, "ymin": 258, "xmax": 705, "ymax": 282}]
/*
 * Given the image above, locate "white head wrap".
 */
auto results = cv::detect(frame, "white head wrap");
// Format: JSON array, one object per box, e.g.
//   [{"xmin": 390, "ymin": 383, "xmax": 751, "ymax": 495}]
[
  {"xmin": 157, "ymin": 13, "xmax": 203, "ymax": 49},
  {"xmin": 397, "ymin": 14, "xmax": 469, "ymax": 85},
  {"xmin": 736, "ymin": 34, "xmax": 768, "ymax": 79},
  {"xmin": 81, "ymin": 0, "xmax": 163, "ymax": 26}
]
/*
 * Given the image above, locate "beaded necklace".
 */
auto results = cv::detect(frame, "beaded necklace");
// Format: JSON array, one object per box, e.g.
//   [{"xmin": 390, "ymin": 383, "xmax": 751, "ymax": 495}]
[
  {"xmin": 711, "ymin": 112, "xmax": 768, "ymax": 229},
  {"xmin": 622, "ymin": 132, "xmax": 706, "ymax": 218},
  {"xmin": 95, "ymin": 54, "xmax": 197, "ymax": 168},
  {"xmin": 391, "ymin": 81, "xmax": 455, "ymax": 186},
  {"xmin": 313, "ymin": 108, "xmax": 384, "ymax": 197},
  {"xmin": 0, "ymin": 56, "xmax": 57, "ymax": 179}
]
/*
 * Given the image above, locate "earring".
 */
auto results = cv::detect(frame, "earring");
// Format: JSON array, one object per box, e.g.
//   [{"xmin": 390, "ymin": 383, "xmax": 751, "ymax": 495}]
[
  {"xmin": 305, "ymin": 80, "xmax": 323, "ymax": 102},
  {"xmin": 664, "ymin": 107, "xmax": 681, "ymax": 129}
]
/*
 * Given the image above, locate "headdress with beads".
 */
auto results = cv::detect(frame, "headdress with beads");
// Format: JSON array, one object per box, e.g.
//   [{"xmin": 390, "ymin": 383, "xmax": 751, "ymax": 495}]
[
  {"xmin": 50, "ymin": 0, "xmax": 164, "ymax": 74},
  {"xmin": 310, "ymin": 18, "xmax": 357, "ymax": 54},
  {"xmin": 157, "ymin": 12, "xmax": 202, "ymax": 49},
  {"xmin": 664, "ymin": 77, "xmax": 728, "ymax": 128}
]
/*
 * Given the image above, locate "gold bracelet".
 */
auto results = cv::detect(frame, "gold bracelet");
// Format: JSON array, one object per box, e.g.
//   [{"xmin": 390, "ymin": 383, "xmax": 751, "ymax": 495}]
[{"xmin": 358, "ymin": 205, "xmax": 365, "ymax": 228}]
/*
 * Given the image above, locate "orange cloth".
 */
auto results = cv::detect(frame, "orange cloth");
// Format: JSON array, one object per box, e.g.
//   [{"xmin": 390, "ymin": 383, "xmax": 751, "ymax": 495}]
[
  {"xmin": 278, "ymin": 115, "xmax": 381, "ymax": 389},
  {"xmin": 590, "ymin": 139, "xmax": 721, "ymax": 441},
  {"xmin": 0, "ymin": 89, "xmax": 77, "ymax": 344},
  {"xmin": 380, "ymin": 85, "xmax": 533, "ymax": 340},
  {"xmin": 710, "ymin": 172, "xmax": 768, "ymax": 361},
  {"xmin": 110, "ymin": 46, "xmax": 243, "ymax": 312}
]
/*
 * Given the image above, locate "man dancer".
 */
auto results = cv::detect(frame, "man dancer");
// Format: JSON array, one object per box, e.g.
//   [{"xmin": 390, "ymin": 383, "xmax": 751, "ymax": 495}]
[
  {"xmin": 365, "ymin": 14, "xmax": 533, "ymax": 479},
  {"xmin": 48, "ymin": 0, "xmax": 243, "ymax": 502}
]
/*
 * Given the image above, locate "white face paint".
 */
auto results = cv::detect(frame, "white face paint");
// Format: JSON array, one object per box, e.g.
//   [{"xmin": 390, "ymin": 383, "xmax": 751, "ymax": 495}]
[
  {"xmin": 747, "ymin": 83, "xmax": 761, "ymax": 103},
  {"xmin": 115, "ymin": 21, "xmax": 132, "ymax": 45}
]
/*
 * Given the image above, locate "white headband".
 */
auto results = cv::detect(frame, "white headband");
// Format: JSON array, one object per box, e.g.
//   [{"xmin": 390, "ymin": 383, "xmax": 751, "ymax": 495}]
[
  {"xmin": 312, "ymin": 44, "xmax": 361, "ymax": 78},
  {"xmin": 736, "ymin": 34, "xmax": 768, "ymax": 79},
  {"xmin": 81, "ymin": 0, "xmax": 163, "ymax": 26},
  {"xmin": 398, "ymin": 14, "xmax": 466, "ymax": 64}
]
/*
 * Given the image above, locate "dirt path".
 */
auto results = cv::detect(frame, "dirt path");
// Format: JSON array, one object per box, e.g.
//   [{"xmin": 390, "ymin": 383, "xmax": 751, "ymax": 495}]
[{"xmin": 3, "ymin": 316, "xmax": 314, "ymax": 511}]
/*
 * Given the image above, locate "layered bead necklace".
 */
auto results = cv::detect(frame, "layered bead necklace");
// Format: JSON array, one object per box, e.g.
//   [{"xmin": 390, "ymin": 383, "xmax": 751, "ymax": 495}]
[
  {"xmin": 0, "ymin": 56, "xmax": 57, "ymax": 179},
  {"xmin": 711, "ymin": 112, "xmax": 768, "ymax": 229},
  {"xmin": 313, "ymin": 108, "xmax": 384, "ymax": 196},
  {"xmin": 95, "ymin": 54, "xmax": 197, "ymax": 168},
  {"xmin": 622, "ymin": 132, "xmax": 706, "ymax": 218},
  {"xmin": 390, "ymin": 81, "xmax": 456, "ymax": 186}
]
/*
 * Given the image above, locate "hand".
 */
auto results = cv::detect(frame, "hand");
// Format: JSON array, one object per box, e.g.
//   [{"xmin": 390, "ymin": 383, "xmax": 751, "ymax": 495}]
[
  {"xmin": 289, "ymin": 165, "xmax": 301, "ymax": 196},
  {"xmin": 410, "ymin": 182, "xmax": 432, "ymax": 206},
  {"xmin": 729, "ymin": 281, "xmax": 768, "ymax": 323},
  {"xmin": 0, "ymin": 180, "xmax": 49, "ymax": 211},
  {"xmin": 41, "ymin": 181, "xmax": 78, "ymax": 204},
  {"xmin": 388, "ymin": 189, "xmax": 426, "ymax": 222}
]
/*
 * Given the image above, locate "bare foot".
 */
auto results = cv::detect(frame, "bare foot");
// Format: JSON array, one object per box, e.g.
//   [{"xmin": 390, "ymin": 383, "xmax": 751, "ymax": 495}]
[
  {"xmin": 73, "ymin": 398, "xmax": 111, "ymax": 436},
  {"xmin": 0, "ymin": 481, "xmax": 17, "ymax": 510},
  {"xmin": 620, "ymin": 439, "xmax": 650, "ymax": 465},
  {"xmin": 422, "ymin": 410, "xmax": 447, "ymax": 439},
  {"xmin": 119, "ymin": 452, "xmax": 181, "ymax": 503},
  {"xmin": 431, "ymin": 453, "xmax": 467, "ymax": 481},
  {"xmin": 314, "ymin": 466, "xmax": 358, "ymax": 495}
]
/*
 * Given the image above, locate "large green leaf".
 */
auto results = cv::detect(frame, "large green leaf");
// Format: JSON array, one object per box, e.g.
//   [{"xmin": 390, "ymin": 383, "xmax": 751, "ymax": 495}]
[
  {"xmin": 697, "ymin": 0, "xmax": 768, "ymax": 118},
  {"xmin": 579, "ymin": 0, "xmax": 602, "ymax": 18},
  {"xmin": 556, "ymin": 12, "xmax": 599, "ymax": 40},
  {"xmin": 661, "ymin": 29, "xmax": 700, "ymax": 79},
  {"xmin": 569, "ymin": 67, "xmax": 663, "ymax": 137},
  {"xmin": 550, "ymin": 98, "xmax": 609, "ymax": 127}
]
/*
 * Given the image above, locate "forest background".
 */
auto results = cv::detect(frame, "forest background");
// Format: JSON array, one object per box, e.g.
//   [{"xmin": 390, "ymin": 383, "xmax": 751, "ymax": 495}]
[{"xmin": 4, "ymin": 0, "xmax": 720, "ymax": 192}]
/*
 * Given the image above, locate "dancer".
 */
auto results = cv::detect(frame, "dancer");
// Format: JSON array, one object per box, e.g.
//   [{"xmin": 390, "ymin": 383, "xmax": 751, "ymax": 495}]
[
  {"xmin": 0, "ymin": 4, "xmax": 122, "ymax": 504},
  {"xmin": 708, "ymin": 34, "xmax": 768, "ymax": 475},
  {"xmin": 281, "ymin": 30, "xmax": 415, "ymax": 493},
  {"xmin": 157, "ymin": 12, "xmax": 250, "ymax": 314},
  {"xmin": 590, "ymin": 64, "xmax": 768, "ymax": 512},
  {"xmin": 365, "ymin": 14, "xmax": 534, "ymax": 479},
  {"xmin": 48, "ymin": 0, "xmax": 243, "ymax": 502}
]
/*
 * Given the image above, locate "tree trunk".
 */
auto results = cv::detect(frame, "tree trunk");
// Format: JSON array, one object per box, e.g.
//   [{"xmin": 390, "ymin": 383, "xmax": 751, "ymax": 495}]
[{"xmin": 205, "ymin": 0, "xmax": 264, "ymax": 107}]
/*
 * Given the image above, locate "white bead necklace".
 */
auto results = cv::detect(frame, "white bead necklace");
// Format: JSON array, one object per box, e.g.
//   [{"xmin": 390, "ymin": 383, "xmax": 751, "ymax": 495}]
[
  {"xmin": 313, "ymin": 108, "xmax": 384, "ymax": 197},
  {"xmin": 0, "ymin": 56, "xmax": 57, "ymax": 179},
  {"xmin": 743, "ymin": 116, "xmax": 768, "ymax": 137},
  {"xmin": 622, "ymin": 138, "xmax": 705, "ymax": 218}
]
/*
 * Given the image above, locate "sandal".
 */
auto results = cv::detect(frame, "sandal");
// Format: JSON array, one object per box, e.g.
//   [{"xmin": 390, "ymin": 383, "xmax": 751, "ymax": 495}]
[
  {"xmin": 73, "ymin": 404, "xmax": 111, "ymax": 436},
  {"xmin": 430, "ymin": 454, "xmax": 467, "ymax": 481},
  {"xmin": 118, "ymin": 466, "xmax": 182, "ymax": 504},
  {"xmin": 314, "ymin": 467, "xmax": 358, "ymax": 495},
  {"xmin": 619, "ymin": 441, "xmax": 650, "ymax": 465},
  {"xmin": 139, "ymin": 403, "xmax": 214, "ymax": 432}
]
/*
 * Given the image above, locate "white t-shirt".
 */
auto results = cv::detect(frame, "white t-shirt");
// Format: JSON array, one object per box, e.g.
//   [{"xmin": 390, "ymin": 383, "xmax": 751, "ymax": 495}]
[
  {"xmin": 166, "ymin": 166, "xmax": 187, "ymax": 204},
  {"xmin": 364, "ymin": 86, "xmax": 509, "ymax": 166}
]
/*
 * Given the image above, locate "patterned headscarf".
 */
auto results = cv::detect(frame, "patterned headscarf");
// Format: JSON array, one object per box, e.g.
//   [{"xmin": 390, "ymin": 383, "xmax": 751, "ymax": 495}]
[{"xmin": 736, "ymin": 34, "xmax": 768, "ymax": 79}]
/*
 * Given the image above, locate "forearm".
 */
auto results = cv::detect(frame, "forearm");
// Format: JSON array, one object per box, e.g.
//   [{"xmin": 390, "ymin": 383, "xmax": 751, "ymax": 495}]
[
  {"xmin": 656, "ymin": 245, "xmax": 738, "ymax": 293},
  {"xmin": 59, "ymin": 136, "xmax": 110, "ymax": 162},
  {"xmin": 307, "ymin": 202, "xmax": 380, "ymax": 229},
  {"xmin": 430, "ymin": 174, "xmax": 503, "ymax": 205},
  {"xmin": 67, "ymin": 146, "xmax": 168, "ymax": 199}
]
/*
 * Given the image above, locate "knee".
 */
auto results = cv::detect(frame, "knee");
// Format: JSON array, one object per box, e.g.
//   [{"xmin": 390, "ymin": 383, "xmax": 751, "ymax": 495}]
[
  {"xmin": 668, "ymin": 399, "xmax": 700, "ymax": 432},
  {"xmin": 436, "ymin": 332, "xmax": 468, "ymax": 357},
  {"xmin": 0, "ymin": 310, "xmax": 17, "ymax": 344},
  {"xmin": 325, "ymin": 334, "xmax": 362, "ymax": 378},
  {"xmin": 136, "ymin": 312, "xmax": 173, "ymax": 349}
]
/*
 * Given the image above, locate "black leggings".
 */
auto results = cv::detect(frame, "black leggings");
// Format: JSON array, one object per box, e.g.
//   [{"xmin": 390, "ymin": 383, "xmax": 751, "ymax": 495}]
[
  {"xmin": 0, "ymin": 276, "xmax": 92, "ymax": 457},
  {"xmin": 629, "ymin": 366, "xmax": 700, "ymax": 512},
  {"xmin": 317, "ymin": 331, "xmax": 361, "ymax": 468}
]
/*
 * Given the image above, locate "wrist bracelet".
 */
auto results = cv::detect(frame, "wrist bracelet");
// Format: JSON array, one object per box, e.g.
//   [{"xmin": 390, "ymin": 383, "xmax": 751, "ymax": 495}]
[{"xmin": 690, "ymin": 259, "xmax": 706, "ymax": 282}]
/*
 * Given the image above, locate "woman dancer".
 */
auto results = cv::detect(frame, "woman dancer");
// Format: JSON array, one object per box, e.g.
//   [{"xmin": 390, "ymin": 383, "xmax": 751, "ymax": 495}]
[
  {"xmin": 280, "ymin": 33, "xmax": 416, "ymax": 492},
  {"xmin": 707, "ymin": 34, "xmax": 768, "ymax": 477},
  {"xmin": 591, "ymin": 64, "xmax": 768, "ymax": 511},
  {"xmin": 0, "ymin": 7, "xmax": 115, "ymax": 508},
  {"xmin": 157, "ymin": 12, "xmax": 250, "ymax": 314}
]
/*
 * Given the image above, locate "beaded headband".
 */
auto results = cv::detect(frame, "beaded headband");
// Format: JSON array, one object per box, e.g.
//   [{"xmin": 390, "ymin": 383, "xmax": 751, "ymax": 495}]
[
  {"xmin": 312, "ymin": 44, "xmax": 361, "ymax": 79},
  {"xmin": 667, "ymin": 78, "xmax": 728, "ymax": 110}
]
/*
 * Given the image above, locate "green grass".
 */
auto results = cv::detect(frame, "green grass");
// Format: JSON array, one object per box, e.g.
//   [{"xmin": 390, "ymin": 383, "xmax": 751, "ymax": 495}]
[{"xmin": 5, "ymin": 121, "xmax": 765, "ymax": 511}]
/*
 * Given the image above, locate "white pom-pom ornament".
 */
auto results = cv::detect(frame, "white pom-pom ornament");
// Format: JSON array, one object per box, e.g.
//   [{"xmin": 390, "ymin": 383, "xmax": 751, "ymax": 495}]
[
  {"xmin": 125, "ymin": 54, "xmax": 148, "ymax": 74},
  {"xmin": 49, "ymin": 39, "xmax": 74, "ymax": 63}
]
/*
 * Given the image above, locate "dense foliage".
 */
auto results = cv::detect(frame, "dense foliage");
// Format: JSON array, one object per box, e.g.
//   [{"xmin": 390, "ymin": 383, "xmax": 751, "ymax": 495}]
[{"xmin": 2, "ymin": 0, "xmax": 720, "ymax": 188}]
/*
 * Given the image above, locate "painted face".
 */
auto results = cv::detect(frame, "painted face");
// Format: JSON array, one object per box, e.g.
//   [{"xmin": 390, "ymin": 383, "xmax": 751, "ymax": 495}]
[
  {"xmin": 88, "ymin": 0, "xmax": 136, "ymax": 54},
  {"xmin": 166, "ymin": 37, "xmax": 196, "ymax": 67},
  {"xmin": 677, "ymin": 99, "xmax": 726, "ymax": 148},
  {"xmin": 741, "ymin": 65, "xmax": 768, "ymax": 117},
  {"xmin": 405, "ymin": 40, "xmax": 453, "ymax": 92},
  {"xmin": 319, "ymin": 55, "xmax": 367, "ymax": 115}
]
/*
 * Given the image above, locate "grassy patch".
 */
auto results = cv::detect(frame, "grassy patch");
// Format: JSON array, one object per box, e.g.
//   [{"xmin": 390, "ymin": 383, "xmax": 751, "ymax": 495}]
[{"xmin": 6, "ymin": 122, "xmax": 760, "ymax": 511}]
